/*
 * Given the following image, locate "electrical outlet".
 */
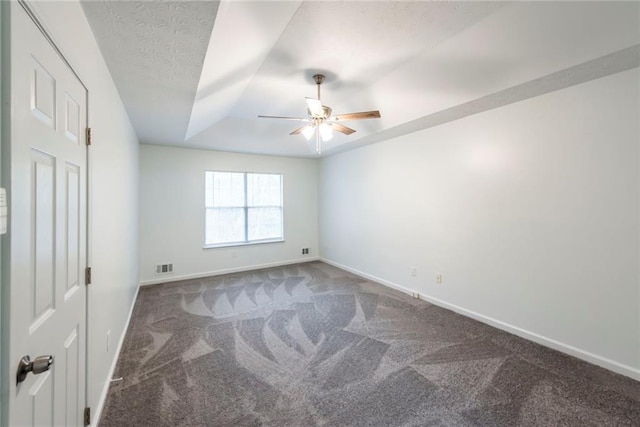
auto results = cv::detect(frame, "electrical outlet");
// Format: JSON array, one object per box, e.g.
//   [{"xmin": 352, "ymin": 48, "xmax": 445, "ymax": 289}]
[
  {"xmin": 302, "ymin": 248, "xmax": 309, "ymax": 255},
  {"xmin": 435, "ymin": 274, "xmax": 442, "ymax": 284},
  {"xmin": 410, "ymin": 267, "xmax": 417, "ymax": 277}
]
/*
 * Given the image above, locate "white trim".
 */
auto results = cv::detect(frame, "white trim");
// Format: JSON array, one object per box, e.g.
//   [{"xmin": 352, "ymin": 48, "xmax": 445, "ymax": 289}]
[
  {"xmin": 320, "ymin": 257, "xmax": 640, "ymax": 382},
  {"xmin": 202, "ymin": 238, "xmax": 285, "ymax": 250},
  {"xmin": 321, "ymin": 258, "xmax": 417, "ymax": 298},
  {"xmin": 92, "ymin": 283, "xmax": 140, "ymax": 427},
  {"xmin": 140, "ymin": 257, "xmax": 320, "ymax": 286}
]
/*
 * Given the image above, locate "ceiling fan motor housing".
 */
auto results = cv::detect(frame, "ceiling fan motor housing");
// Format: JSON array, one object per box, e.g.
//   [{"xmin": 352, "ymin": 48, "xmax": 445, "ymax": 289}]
[{"xmin": 307, "ymin": 105, "xmax": 332, "ymax": 120}]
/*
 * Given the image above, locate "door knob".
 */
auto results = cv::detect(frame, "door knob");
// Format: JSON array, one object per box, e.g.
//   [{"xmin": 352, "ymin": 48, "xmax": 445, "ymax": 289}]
[{"xmin": 16, "ymin": 355, "xmax": 54, "ymax": 384}]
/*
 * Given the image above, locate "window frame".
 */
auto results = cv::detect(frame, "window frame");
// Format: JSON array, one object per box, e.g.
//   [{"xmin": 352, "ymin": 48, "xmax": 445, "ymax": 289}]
[{"xmin": 203, "ymin": 170, "xmax": 285, "ymax": 249}]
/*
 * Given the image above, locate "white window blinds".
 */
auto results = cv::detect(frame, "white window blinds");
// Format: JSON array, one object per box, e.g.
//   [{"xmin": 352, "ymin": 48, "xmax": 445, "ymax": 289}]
[{"xmin": 205, "ymin": 171, "xmax": 283, "ymax": 246}]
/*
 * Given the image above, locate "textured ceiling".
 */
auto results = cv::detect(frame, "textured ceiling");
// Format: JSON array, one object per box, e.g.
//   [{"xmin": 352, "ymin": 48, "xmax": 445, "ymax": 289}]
[
  {"xmin": 81, "ymin": 1, "xmax": 220, "ymax": 145},
  {"xmin": 82, "ymin": 1, "xmax": 640, "ymax": 158}
]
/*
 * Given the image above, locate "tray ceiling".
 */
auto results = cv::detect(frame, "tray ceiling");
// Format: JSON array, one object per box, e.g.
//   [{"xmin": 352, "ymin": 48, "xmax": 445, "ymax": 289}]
[{"xmin": 82, "ymin": 1, "xmax": 640, "ymax": 158}]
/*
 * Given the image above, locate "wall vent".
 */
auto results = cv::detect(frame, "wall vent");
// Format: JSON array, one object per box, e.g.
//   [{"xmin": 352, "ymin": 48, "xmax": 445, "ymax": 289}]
[{"xmin": 156, "ymin": 263, "xmax": 174, "ymax": 274}]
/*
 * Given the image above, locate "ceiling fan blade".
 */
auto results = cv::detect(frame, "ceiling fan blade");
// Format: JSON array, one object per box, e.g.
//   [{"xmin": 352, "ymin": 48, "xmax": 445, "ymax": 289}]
[
  {"xmin": 258, "ymin": 115, "xmax": 308, "ymax": 121},
  {"xmin": 333, "ymin": 110, "xmax": 381, "ymax": 121},
  {"xmin": 328, "ymin": 122, "xmax": 356, "ymax": 135},
  {"xmin": 305, "ymin": 97, "xmax": 324, "ymax": 118},
  {"xmin": 290, "ymin": 125, "xmax": 311, "ymax": 135}
]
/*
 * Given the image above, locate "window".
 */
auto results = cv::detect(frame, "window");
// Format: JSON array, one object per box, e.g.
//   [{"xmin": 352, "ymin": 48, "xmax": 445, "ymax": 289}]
[{"xmin": 205, "ymin": 171, "xmax": 283, "ymax": 247}]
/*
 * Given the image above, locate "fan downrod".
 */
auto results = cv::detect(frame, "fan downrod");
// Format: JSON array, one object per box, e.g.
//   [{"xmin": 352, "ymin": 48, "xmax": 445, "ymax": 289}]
[{"xmin": 313, "ymin": 74, "xmax": 325, "ymax": 101}]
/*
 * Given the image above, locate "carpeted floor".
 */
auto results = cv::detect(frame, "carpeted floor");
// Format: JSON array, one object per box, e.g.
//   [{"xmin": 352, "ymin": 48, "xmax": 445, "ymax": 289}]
[{"xmin": 100, "ymin": 261, "xmax": 640, "ymax": 426}]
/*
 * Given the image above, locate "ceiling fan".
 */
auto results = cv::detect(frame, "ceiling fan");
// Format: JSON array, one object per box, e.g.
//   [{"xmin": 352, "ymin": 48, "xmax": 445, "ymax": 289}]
[{"xmin": 258, "ymin": 74, "xmax": 381, "ymax": 154}]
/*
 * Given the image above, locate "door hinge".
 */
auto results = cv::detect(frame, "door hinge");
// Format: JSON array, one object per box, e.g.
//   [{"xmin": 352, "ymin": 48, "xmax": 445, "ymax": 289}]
[
  {"xmin": 85, "ymin": 267, "xmax": 92, "ymax": 285},
  {"xmin": 84, "ymin": 407, "xmax": 91, "ymax": 426},
  {"xmin": 86, "ymin": 127, "xmax": 92, "ymax": 146}
]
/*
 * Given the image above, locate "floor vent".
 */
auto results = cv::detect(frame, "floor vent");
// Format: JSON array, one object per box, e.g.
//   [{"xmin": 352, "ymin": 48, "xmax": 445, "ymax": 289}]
[{"xmin": 156, "ymin": 263, "xmax": 174, "ymax": 274}]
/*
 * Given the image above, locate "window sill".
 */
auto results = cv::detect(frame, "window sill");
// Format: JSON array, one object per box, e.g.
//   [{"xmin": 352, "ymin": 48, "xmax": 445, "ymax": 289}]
[{"xmin": 203, "ymin": 239, "xmax": 285, "ymax": 250}]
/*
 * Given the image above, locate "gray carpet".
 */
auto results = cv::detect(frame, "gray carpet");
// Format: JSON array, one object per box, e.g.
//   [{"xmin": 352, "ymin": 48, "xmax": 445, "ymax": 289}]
[{"xmin": 100, "ymin": 261, "xmax": 640, "ymax": 426}]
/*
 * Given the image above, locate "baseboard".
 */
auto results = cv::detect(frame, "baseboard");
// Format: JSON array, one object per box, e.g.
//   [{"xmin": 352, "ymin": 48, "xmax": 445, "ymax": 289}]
[
  {"xmin": 321, "ymin": 258, "xmax": 418, "ymax": 298},
  {"xmin": 139, "ymin": 257, "xmax": 320, "ymax": 286},
  {"xmin": 320, "ymin": 257, "xmax": 640, "ymax": 382},
  {"xmin": 92, "ymin": 283, "xmax": 140, "ymax": 426}
]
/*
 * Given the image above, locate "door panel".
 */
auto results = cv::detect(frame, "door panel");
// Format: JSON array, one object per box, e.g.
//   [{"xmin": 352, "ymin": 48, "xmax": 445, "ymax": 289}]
[
  {"xmin": 29, "ymin": 371, "xmax": 55, "ymax": 426},
  {"xmin": 64, "ymin": 326, "xmax": 80, "ymax": 426},
  {"xmin": 32, "ymin": 149, "xmax": 56, "ymax": 323},
  {"xmin": 9, "ymin": 3, "xmax": 88, "ymax": 426},
  {"xmin": 65, "ymin": 162, "xmax": 80, "ymax": 294},
  {"xmin": 64, "ymin": 94, "xmax": 80, "ymax": 143},
  {"xmin": 31, "ymin": 58, "xmax": 57, "ymax": 128}
]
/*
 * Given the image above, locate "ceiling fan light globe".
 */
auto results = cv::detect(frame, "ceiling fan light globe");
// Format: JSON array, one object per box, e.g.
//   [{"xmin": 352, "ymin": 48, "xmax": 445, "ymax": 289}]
[
  {"xmin": 301, "ymin": 125, "xmax": 315, "ymax": 140},
  {"xmin": 319, "ymin": 123, "xmax": 333, "ymax": 141}
]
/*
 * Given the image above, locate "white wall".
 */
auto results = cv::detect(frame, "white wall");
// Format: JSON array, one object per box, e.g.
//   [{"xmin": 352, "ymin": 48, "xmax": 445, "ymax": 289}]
[
  {"xmin": 139, "ymin": 145, "xmax": 318, "ymax": 284},
  {"xmin": 319, "ymin": 69, "xmax": 640, "ymax": 379},
  {"xmin": 23, "ymin": 0, "xmax": 140, "ymax": 419}
]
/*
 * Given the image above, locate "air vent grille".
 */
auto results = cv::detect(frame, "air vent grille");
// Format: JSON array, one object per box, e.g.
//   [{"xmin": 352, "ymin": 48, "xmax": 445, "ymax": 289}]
[{"xmin": 156, "ymin": 263, "xmax": 174, "ymax": 274}]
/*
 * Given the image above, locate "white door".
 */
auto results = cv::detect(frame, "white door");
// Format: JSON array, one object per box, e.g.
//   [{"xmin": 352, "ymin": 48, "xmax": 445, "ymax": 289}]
[{"xmin": 8, "ymin": 3, "xmax": 88, "ymax": 426}]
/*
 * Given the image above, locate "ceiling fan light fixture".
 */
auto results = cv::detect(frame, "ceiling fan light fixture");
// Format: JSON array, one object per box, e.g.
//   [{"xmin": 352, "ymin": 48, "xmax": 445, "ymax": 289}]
[
  {"xmin": 258, "ymin": 73, "xmax": 381, "ymax": 155},
  {"xmin": 319, "ymin": 123, "xmax": 333, "ymax": 141},
  {"xmin": 301, "ymin": 125, "xmax": 315, "ymax": 140}
]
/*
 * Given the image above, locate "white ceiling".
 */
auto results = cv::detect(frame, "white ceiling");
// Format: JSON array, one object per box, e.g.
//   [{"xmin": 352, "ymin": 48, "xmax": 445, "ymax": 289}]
[{"xmin": 81, "ymin": 1, "xmax": 640, "ymax": 158}]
